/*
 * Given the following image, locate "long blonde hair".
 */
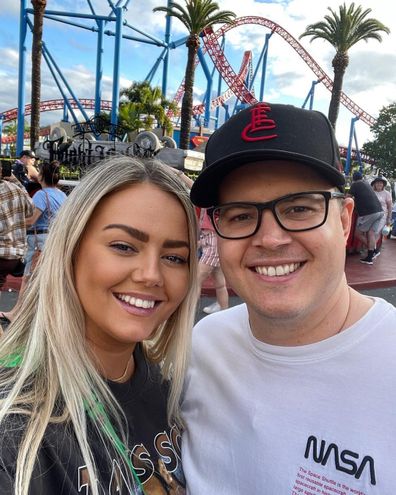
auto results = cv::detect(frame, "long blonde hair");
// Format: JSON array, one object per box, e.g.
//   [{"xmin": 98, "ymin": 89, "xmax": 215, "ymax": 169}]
[{"xmin": 0, "ymin": 156, "xmax": 199, "ymax": 495}]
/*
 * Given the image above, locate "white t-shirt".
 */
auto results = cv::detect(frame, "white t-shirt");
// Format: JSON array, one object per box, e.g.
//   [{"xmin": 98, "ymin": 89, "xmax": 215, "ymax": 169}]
[{"xmin": 182, "ymin": 298, "xmax": 396, "ymax": 494}]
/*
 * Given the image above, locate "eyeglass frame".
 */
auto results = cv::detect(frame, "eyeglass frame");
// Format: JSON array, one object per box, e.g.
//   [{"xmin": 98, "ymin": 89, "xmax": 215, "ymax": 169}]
[{"xmin": 208, "ymin": 190, "xmax": 346, "ymax": 240}]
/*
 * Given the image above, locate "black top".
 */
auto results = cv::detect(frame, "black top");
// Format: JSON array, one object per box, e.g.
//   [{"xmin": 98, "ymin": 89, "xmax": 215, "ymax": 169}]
[
  {"xmin": 349, "ymin": 180, "xmax": 383, "ymax": 216},
  {"xmin": 0, "ymin": 345, "xmax": 185, "ymax": 494},
  {"xmin": 12, "ymin": 160, "xmax": 29, "ymax": 188}
]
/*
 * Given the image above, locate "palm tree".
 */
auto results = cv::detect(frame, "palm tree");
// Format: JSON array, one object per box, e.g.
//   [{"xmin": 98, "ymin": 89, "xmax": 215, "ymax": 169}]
[
  {"xmin": 118, "ymin": 102, "xmax": 144, "ymax": 134},
  {"xmin": 120, "ymin": 81, "xmax": 178, "ymax": 135},
  {"xmin": 300, "ymin": 3, "xmax": 389, "ymax": 130},
  {"xmin": 30, "ymin": 0, "xmax": 47, "ymax": 150},
  {"xmin": 153, "ymin": 0, "xmax": 235, "ymax": 149}
]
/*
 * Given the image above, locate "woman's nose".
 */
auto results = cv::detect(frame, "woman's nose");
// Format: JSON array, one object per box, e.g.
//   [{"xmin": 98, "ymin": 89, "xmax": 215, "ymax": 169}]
[{"xmin": 131, "ymin": 255, "xmax": 164, "ymax": 287}]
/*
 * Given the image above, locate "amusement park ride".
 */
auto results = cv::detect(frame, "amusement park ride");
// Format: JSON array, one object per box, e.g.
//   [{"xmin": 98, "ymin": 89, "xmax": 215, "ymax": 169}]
[{"xmin": 0, "ymin": 0, "xmax": 377, "ymax": 175}]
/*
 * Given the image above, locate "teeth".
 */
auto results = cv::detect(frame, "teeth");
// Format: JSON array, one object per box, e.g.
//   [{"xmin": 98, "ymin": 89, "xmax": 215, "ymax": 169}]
[
  {"xmin": 256, "ymin": 262, "xmax": 301, "ymax": 277},
  {"xmin": 117, "ymin": 294, "xmax": 155, "ymax": 309}
]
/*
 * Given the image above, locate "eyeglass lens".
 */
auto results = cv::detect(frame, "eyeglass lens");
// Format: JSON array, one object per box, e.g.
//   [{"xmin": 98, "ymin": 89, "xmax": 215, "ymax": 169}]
[{"xmin": 213, "ymin": 193, "xmax": 329, "ymax": 238}]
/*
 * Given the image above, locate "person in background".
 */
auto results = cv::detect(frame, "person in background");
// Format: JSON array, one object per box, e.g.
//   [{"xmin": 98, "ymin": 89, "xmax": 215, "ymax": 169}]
[
  {"xmin": 0, "ymin": 156, "xmax": 198, "ymax": 494},
  {"xmin": 1, "ymin": 160, "xmax": 67, "ymax": 323},
  {"xmin": 371, "ymin": 175, "xmax": 393, "ymax": 251},
  {"xmin": 12, "ymin": 150, "xmax": 39, "ymax": 188},
  {"xmin": 198, "ymin": 208, "xmax": 229, "ymax": 314},
  {"xmin": 182, "ymin": 102, "xmax": 396, "ymax": 494},
  {"xmin": 348, "ymin": 170, "xmax": 384, "ymax": 264},
  {"xmin": 0, "ymin": 163, "xmax": 33, "ymax": 322}
]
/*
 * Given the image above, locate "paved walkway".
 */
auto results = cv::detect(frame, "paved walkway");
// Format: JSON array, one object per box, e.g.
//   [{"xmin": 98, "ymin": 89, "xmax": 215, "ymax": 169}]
[{"xmin": 345, "ymin": 236, "xmax": 396, "ymax": 289}]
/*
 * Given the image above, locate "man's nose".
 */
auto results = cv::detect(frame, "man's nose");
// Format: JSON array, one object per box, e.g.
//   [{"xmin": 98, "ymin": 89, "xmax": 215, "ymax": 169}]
[{"xmin": 250, "ymin": 209, "xmax": 293, "ymax": 248}]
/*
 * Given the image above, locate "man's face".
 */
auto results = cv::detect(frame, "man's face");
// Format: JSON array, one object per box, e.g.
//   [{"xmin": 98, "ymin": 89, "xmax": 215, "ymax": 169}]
[
  {"xmin": 21, "ymin": 155, "xmax": 35, "ymax": 167},
  {"xmin": 216, "ymin": 161, "xmax": 354, "ymax": 340}
]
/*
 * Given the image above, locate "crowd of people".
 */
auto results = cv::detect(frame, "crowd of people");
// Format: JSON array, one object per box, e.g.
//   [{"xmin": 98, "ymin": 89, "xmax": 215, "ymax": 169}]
[{"xmin": 0, "ymin": 102, "xmax": 395, "ymax": 494}]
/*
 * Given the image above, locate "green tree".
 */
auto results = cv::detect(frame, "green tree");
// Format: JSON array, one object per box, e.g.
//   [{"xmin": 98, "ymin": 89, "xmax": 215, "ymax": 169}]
[
  {"xmin": 153, "ymin": 0, "xmax": 235, "ymax": 149},
  {"xmin": 300, "ymin": 3, "xmax": 389, "ymax": 130},
  {"xmin": 120, "ymin": 81, "xmax": 177, "ymax": 135},
  {"xmin": 4, "ymin": 120, "xmax": 30, "ymax": 136},
  {"xmin": 30, "ymin": 0, "xmax": 47, "ymax": 150},
  {"xmin": 362, "ymin": 103, "xmax": 396, "ymax": 178}
]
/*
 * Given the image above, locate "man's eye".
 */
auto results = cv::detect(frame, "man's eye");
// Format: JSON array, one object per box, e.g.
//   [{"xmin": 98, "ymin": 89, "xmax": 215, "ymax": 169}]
[{"xmin": 223, "ymin": 210, "xmax": 255, "ymax": 223}]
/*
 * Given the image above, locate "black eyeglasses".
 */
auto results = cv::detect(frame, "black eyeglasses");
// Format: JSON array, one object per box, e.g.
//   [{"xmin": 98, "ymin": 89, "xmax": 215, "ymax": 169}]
[{"xmin": 208, "ymin": 191, "xmax": 345, "ymax": 240}]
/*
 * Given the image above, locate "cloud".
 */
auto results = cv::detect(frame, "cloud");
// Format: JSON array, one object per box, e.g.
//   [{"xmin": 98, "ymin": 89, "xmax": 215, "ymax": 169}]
[{"xmin": 1, "ymin": 0, "xmax": 395, "ymax": 148}]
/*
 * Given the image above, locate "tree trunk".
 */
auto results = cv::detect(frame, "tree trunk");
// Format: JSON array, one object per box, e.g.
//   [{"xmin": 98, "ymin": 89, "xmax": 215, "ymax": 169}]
[
  {"xmin": 179, "ymin": 37, "xmax": 199, "ymax": 150},
  {"xmin": 328, "ymin": 51, "xmax": 348, "ymax": 130},
  {"xmin": 30, "ymin": 0, "xmax": 47, "ymax": 151}
]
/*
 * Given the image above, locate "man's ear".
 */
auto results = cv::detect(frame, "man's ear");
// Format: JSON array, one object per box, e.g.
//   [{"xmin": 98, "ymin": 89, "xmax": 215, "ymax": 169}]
[{"xmin": 340, "ymin": 197, "xmax": 355, "ymax": 242}]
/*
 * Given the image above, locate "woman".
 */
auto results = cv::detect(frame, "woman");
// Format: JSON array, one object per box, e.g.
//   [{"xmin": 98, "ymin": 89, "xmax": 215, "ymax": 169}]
[
  {"xmin": 1, "ymin": 160, "xmax": 67, "ymax": 323},
  {"xmin": 371, "ymin": 175, "xmax": 392, "ymax": 255},
  {"xmin": 198, "ymin": 208, "xmax": 229, "ymax": 315},
  {"xmin": 0, "ymin": 157, "xmax": 199, "ymax": 494}
]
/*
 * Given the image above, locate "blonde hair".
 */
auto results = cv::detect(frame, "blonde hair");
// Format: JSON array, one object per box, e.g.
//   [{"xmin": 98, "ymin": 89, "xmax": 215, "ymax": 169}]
[{"xmin": 0, "ymin": 156, "xmax": 199, "ymax": 495}]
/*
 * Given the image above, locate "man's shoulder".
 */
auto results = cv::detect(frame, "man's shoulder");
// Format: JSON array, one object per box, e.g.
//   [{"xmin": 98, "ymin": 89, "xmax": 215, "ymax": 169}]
[
  {"xmin": 193, "ymin": 304, "xmax": 248, "ymax": 343},
  {"xmin": 1, "ymin": 180, "xmax": 25, "ymax": 194}
]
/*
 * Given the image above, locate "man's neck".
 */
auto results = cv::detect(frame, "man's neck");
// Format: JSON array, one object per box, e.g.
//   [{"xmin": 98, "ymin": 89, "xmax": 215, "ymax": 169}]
[{"xmin": 248, "ymin": 285, "xmax": 373, "ymax": 346}]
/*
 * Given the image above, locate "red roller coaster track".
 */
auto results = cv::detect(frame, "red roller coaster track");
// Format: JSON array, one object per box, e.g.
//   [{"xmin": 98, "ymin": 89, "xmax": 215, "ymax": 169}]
[
  {"xmin": 172, "ymin": 16, "xmax": 376, "ymax": 126},
  {"xmin": 1, "ymin": 99, "xmax": 112, "ymax": 123},
  {"xmin": 1, "ymin": 16, "xmax": 376, "ymax": 127}
]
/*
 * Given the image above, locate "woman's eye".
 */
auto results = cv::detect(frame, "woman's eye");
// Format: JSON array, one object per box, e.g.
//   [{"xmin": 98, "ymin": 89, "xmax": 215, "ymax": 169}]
[
  {"xmin": 110, "ymin": 242, "xmax": 136, "ymax": 253},
  {"xmin": 164, "ymin": 254, "xmax": 188, "ymax": 265}
]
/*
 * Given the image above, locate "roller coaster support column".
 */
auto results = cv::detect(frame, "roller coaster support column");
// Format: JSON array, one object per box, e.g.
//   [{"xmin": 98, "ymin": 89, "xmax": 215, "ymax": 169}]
[
  {"xmin": 353, "ymin": 128, "xmax": 363, "ymax": 172},
  {"xmin": 214, "ymin": 37, "xmax": 225, "ymax": 130},
  {"xmin": 345, "ymin": 116, "xmax": 360, "ymax": 175},
  {"xmin": 110, "ymin": 7, "xmax": 123, "ymax": 135},
  {"xmin": 95, "ymin": 19, "xmax": 104, "ymax": 117},
  {"xmin": 302, "ymin": 79, "xmax": 322, "ymax": 110},
  {"xmin": 197, "ymin": 47, "xmax": 213, "ymax": 128},
  {"xmin": 41, "ymin": 42, "xmax": 89, "ymax": 125},
  {"xmin": 62, "ymin": 102, "xmax": 69, "ymax": 122},
  {"xmin": 17, "ymin": 0, "xmax": 28, "ymax": 155},
  {"xmin": 0, "ymin": 114, "xmax": 4, "ymax": 155},
  {"xmin": 162, "ymin": 0, "xmax": 172, "ymax": 98},
  {"xmin": 259, "ymin": 32, "xmax": 272, "ymax": 102}
]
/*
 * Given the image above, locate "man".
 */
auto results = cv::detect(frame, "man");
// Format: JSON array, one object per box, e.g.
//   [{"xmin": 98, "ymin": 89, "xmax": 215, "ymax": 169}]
[
  {"xmin": 182, "ymin": 103, "xmax": 396, "ymax": 493},
  {"xmin": 348, "ymin": 171, "xmax": 384, "ymax": 264},
  {"xmin": 0, "ymin": 166, "xmax": 34, "ymax": 299},
  {"xmin": 12, "ymin": 149, "xmax": 39, "ymax": 189}
]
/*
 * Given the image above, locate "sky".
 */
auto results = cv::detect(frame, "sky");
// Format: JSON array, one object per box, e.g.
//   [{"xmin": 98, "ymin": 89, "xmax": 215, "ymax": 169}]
[{"xmin": 0, "ymin": 0, "xmax": 395, "ymax": 147}]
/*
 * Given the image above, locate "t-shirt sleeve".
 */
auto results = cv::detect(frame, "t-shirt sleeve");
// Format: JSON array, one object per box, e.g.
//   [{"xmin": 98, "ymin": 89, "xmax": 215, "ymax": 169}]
[{"xmin": 32, "ymin": 190, "xmax": 46, "ymax": 212}]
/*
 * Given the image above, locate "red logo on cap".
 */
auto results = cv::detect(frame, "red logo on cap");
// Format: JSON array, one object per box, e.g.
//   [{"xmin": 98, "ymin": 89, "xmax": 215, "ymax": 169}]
[{"xmin": 241, "ymin": 103, "xmax": 278, "ymax": 142}]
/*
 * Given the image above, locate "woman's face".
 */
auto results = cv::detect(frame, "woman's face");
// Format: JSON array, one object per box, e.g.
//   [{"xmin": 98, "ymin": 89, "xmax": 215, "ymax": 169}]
[
  {"xmin": 373, "ymin": 181, "xmax": 384, "ymax": 191},
  {"xmin": 74, "ymin": 182, "xmax": 190, "ymax": 353}
]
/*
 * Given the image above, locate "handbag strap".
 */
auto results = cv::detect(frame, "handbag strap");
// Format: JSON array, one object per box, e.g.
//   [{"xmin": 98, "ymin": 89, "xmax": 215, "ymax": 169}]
[{"xmin": 44, "ymin": 191, "xmax": 53, "ymax": 223}]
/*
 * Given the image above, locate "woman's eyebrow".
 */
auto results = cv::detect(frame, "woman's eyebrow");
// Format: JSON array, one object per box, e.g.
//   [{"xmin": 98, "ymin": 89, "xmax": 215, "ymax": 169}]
[
  {"xmin": 103, "ymin": 224, "xmax": 189, "ymax": 249},
  {"xmin": 103, "ymin": 224, "xmax": 148, "ymax": 242},
  {"xmin": 163, "ymin": 239, "xmax": 190, "ymax": 249}
]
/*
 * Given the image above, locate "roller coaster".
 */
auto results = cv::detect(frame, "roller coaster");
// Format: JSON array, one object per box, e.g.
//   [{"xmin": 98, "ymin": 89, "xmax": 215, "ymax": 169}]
[{"xmin": 0, "ymin": 1, "xmax": 376, "ymax": 166}]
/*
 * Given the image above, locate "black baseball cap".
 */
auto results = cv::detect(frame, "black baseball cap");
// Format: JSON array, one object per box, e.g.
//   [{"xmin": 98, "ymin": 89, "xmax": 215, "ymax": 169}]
[
  {"xmin": 190, "ymin": 102, "xmax": 345, "ymax": 207},
  {"xmin": 20, "ymin": 150, "xmax": 36, "ymax": 158}
]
